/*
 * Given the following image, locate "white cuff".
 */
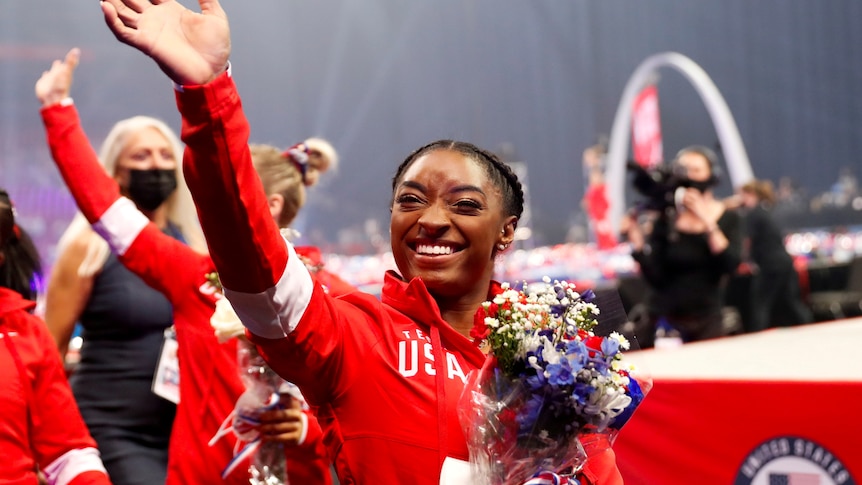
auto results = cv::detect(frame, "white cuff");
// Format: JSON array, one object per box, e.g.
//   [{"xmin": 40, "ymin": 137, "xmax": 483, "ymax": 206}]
[
  {"xmin": 42, "ymin": 447, "xmax": 107, "ymax": 485},
  {"xmin": 223, "ymin": 238, "xmax": 314, "ymax": 340},
  {"xmin": 92, "ymin": 197, "xmax": 148, "ymax": 256}
]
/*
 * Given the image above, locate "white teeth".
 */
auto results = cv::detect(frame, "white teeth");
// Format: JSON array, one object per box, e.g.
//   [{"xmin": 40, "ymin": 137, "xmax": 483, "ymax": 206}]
[{"xmin": 417, "ymin": 244, "xmax": 453, "ymax": 255}]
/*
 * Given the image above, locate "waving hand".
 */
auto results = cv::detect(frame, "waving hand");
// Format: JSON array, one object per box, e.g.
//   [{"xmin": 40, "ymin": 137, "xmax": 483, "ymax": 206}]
[{"xmin": 100, "ymin": 0, "xmax": 231, "ymax": 86}]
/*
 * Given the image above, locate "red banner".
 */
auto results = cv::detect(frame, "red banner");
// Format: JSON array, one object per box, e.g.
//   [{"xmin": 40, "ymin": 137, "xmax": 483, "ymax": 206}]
[
  {"xmin": 613, "ymin": 320, "xmax": 862, "ymax": 484},
  {"xmin": 631, "ymin": 85, "xmax": 663, "ymax": 168}
]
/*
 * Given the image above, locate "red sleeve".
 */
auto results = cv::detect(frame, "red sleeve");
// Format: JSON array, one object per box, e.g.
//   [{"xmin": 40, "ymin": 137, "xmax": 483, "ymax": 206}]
[
  {"xmin": 301, "ymin": 409, "xmax": 324, "ymax": 448},
  {"xmin": 283, "ymin": 410, "xmax": 332, "ymax": 485},
  {"xmin": 28, "ymin": 317, "xmax": 111, "ymax": 484},
  {"xmin": 174, "ymin": 72, "xmax": 369, "ymax": 406},
  {"xmin": 119, "ymin": 225, "xmax": 212, "ymax": 304},
  {"xmin": 67, "ymin": 470, "xmax": 113, "ymax": 485},
  {"xmin": 175, "ymin": 73, "xmax": 287, "ymax": 294},
  {"xmin": 41, "ymin": 102, "xmax": 209, "ymax": 303},
  {"xmin": 41, "ymin": 104, "xmax": 123, "ymax": 221}
]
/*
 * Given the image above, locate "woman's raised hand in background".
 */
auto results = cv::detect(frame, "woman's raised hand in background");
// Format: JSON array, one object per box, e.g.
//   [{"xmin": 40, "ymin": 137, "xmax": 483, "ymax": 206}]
[{"xmin": 35, "ymin": 48, "xmax": 80, "ymax": 107}]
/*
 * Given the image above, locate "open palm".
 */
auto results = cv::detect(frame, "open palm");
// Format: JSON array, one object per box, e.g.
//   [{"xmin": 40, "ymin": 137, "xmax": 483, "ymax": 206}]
[{"xmin": 101, "ymin": 0, "xmax": 231, "ymax": 85}]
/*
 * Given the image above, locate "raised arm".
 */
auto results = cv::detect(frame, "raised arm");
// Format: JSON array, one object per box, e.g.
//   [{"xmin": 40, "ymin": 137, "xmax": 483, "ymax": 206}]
[
  {"xmin": 37, "ymin": 49, "xmax": 206, "ymax": 303},
  {"xmin": 100, "ymin": 0, "xmax": 357, "ymax": 400},
  {"xmin": 99, "ymin": 0, "xmax": 284, "ymax": 290}
]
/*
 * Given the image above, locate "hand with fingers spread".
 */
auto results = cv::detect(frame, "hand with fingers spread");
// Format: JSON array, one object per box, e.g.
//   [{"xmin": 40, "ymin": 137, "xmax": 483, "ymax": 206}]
[
  {"xmin": 100, "ymin": 0, "xmax": 230, "ymax": 85},
  {"xmin": 35, "ymin": 48, "xmax": 80, "ymax": 107}
]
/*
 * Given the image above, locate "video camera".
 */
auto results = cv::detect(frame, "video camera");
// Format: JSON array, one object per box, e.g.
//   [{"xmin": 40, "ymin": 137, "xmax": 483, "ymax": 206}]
[{"xmin": 626, "ymin": 161, "xmax": 689, "ymax": 212}]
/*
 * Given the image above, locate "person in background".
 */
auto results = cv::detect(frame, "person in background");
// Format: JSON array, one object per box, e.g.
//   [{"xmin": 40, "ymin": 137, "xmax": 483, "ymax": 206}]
[
  {"xmin": 38, "ymin": 48, "xmax": 334, "ymax": 484},
  {"xmin": 1, "ymin": 189, "xmax": 113, "ymax": 485},
  {"xmin": 41, "ymin": 50, "xmax": 205, "ymax": 485},
  {"xmin": 734, "ymin": 179, "xmax": 812, "ymax": 331},
  {"xmin": 581, "ymin": 144, "xmax": 617, "ymax": 250},
  {"xmin": 255, "ymin": 142, "xmax": 355, "ymax": 296},
  {"xmin": 98, "ymin": 1, "xmax": 624, "ymax": 482},
  {"xmin": 622, "ymin": 145, "xmax": 742, "ymax": 347}
]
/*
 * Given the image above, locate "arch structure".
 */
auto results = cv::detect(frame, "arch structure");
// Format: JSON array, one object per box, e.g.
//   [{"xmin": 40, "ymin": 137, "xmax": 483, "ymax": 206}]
[{"xmin": 604, "ymin": 51, "xmax": 754, "ymax": 232}]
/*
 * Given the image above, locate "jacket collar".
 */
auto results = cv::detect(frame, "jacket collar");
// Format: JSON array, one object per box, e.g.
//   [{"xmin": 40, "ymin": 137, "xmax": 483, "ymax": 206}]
[{"xmin": 381, "ymin": 271, "xmax": 501, "ymax": 368}]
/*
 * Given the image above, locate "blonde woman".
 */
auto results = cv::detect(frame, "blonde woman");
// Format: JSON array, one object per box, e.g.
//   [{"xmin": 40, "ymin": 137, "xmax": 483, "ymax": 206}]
[{"xmin": 42, "ymin": 51, "xmax": 205, "ymax": 485}]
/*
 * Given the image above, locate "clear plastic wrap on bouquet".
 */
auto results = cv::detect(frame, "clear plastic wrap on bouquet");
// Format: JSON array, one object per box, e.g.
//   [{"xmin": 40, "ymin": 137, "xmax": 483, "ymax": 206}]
[
  {"xmin": 459, "ymin": 357, "xmax": 588, "ymax": 485},
  {"xmin": 236, "ymin": 339, "xmax": 289, "ymax": 485},
  {"xmin": 208, "ymin": 339, "xmax": 289, "ymax": 484},
  {"xmin": 459, "ymin": 279, "xmax": 650, "ymax": 485}
]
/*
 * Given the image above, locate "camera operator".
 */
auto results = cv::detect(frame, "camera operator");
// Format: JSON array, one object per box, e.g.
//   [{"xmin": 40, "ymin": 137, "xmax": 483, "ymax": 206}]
[{"xmin": 621, "ymin": 145, "xmax": 742, "ymax": 347}]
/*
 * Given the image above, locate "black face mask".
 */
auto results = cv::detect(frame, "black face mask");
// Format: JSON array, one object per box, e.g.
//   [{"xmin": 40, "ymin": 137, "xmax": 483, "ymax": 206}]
[{"xmin": 127, "ymin": 169, "xmax": 177, "ymax": 212}]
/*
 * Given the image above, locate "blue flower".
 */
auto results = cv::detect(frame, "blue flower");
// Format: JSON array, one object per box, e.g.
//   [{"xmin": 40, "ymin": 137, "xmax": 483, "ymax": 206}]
[
  {"xmin": 549, "ymin": 303, "xmax": 566, "ymax": 317},
  {"xmin": 610, "ymin": 377, "xmax": 644, "ymax": 429},
  {"xmin": 600, "ymin": 337, "xmax": 620, "ymax": 357},
  {"xmin": 545, "ymin": 361, "xmax": 575, "ymax": 386}
]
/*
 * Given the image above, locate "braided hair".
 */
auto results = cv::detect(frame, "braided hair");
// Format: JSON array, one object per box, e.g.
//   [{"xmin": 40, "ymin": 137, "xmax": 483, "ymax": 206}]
[
  {"xmin": 0, "ymin": 190, "xmax": 42, "ymax": 300},
  {"xmin": 390, "ymin": 140, "xmax": 525, "ymax": 224}
]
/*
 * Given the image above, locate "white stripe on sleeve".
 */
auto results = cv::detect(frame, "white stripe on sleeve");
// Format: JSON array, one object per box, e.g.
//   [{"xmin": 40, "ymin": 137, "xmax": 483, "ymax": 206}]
[
  {"xmin": 91, "ymin": 197, "xmax": 149, "ymax": 256},
  {"xmin": 223, "ymin": 240, "xmax": 314, "ymax": 340},
  {"xmin": 42, "ymin": 447, "xmax": 108, "ymax": 485}
]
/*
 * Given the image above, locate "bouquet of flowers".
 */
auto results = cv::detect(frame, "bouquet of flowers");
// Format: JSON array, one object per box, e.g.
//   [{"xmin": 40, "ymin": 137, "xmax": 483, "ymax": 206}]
[
  {"xmin": 459, "ymin": 277, "xmax": 647, "ymax": 485},
  {"xmin": 207, "ymin": 272, "xmax": 290, "ymax": 485}
]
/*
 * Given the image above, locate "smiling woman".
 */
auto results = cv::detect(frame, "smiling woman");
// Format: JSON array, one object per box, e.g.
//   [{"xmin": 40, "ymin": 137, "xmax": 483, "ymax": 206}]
[
  {"xmin": 389, "ymin": 141, "xmax": 520, "ymax": 335},
  {"xmin": 98, "ymin": 0, "xmax": 625, "ymax": 483}
]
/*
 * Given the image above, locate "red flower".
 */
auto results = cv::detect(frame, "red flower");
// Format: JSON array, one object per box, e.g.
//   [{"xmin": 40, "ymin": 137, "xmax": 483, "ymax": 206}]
[
  {"xmin": 471, "ymin": 306, "xmax": 490, "ymax": 340},
  {"xmin": 585, "ymin": 336, "xmax": 604, "ymax": 358}
]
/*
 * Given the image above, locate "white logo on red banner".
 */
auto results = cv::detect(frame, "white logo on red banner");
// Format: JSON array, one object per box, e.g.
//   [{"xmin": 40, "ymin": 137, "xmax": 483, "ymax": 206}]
[{"xmin": 734, "ymin": 436, "xmax": 855, "ymax": 485}]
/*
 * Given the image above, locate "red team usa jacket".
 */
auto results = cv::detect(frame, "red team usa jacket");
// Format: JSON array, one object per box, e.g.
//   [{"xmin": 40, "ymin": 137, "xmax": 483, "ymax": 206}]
[
  {"xmin": 173, "ymin": 71, "xmax": 623, "ymax": 485},
  {"xmin": 0, "ymin": 288, "xmax": 111, "ymax": 485},
  {"xmin": 41, "ymin": 104, "xmax": 332, "ymax": 485}
]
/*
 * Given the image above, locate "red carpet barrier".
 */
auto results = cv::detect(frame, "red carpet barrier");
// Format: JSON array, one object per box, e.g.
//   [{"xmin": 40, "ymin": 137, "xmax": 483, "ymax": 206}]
[{"xmin": 614, "ymin": 319, "xmax": 862, "ymax": 484}]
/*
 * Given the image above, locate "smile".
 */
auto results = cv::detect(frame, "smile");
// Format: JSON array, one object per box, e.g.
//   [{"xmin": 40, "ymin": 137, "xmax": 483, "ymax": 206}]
[
  {"xmin": 412, "ymin": 241, "xmax": 462, "ymax": 256},
  {"xmin": 416, "ymin": 244, "xmax": 454, "ymax": 256}
]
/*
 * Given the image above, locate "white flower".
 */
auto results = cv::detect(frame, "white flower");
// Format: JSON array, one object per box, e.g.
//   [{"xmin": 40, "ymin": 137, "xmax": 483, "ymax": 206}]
[
  {"xmin": 540, "ymin": 339, "xmax": 561, "ymax": 365},
  {"xmin": 609, "ymin": 331, "xmax": 631, "ymax": 350},
  {"xmin": 210, "ymin": 297, "xmax": 246, "ymax": 343}
]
